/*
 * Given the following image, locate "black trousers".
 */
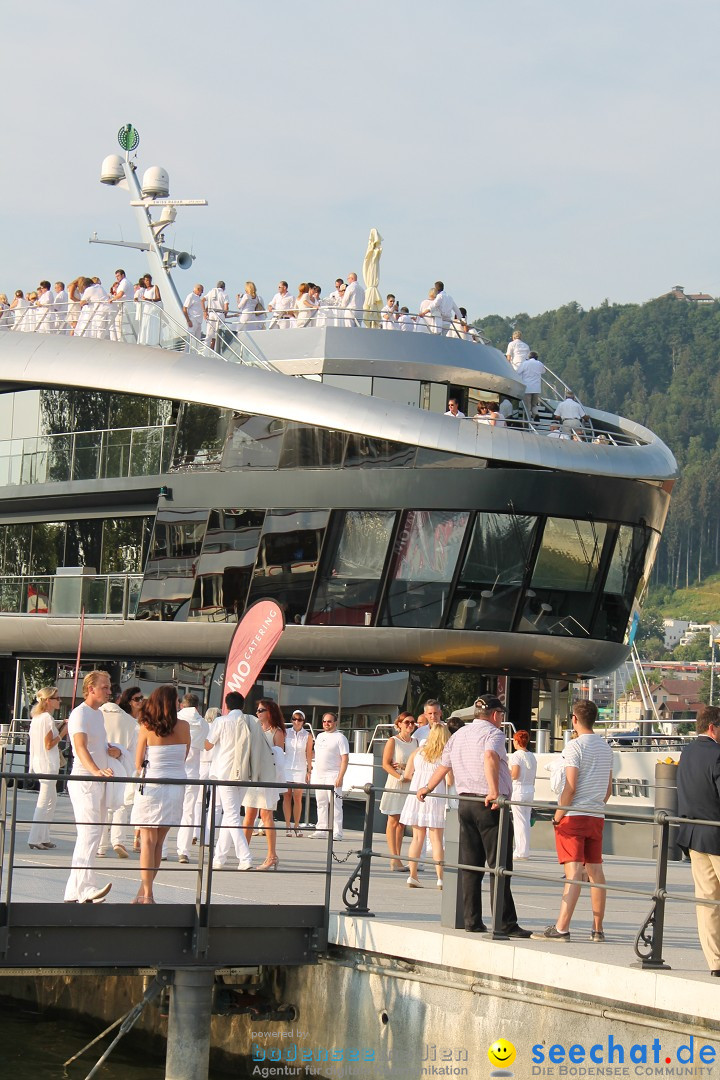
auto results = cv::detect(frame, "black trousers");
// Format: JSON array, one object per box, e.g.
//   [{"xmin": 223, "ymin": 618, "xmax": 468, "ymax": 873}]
[{"xmin": 458, "ymin": 798, "xmax": 518, "ymax": 932}]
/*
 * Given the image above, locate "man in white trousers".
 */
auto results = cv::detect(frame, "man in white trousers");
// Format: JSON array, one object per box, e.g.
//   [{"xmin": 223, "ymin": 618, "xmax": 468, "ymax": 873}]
[
  {"xmin": 176, "ymin": 693, "xmax": 209, "ymax": 862},
  {"xmin": 64, "ymin": 671, "xmax": 122, "ymax": 903},
  {"xmin": 205, "ymin": 692, "xmax": 254, "ymax": 870},
  {"xmin": 97, "ymin": 688, "xmax": 138, "ymax": 858},
  {"xmin": 311, "ymin": 713, "xmax": 349, "ymax": 840},
  {"xmin": 183, "ymin": 284, "xmax": 206, "ymax": 342}
]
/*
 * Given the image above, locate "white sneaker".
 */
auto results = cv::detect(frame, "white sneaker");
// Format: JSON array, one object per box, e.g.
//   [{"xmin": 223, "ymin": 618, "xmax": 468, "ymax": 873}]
[
  {"xmin": 237, "ymin": 861, "xmax": 253, "ymax": 872},
  {"xmin": 212, "ymin": 861, "xmax": 225, "ymax": 871}
]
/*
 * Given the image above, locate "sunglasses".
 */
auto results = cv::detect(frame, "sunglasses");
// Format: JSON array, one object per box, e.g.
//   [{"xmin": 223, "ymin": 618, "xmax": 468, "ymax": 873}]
[
  {"xmin": 257, "ymin": 707, "xmax": 268, "ymax": 713},
  {"xmin": 131, "ymin": 695, "xmax": 143, "ymax": 702}
]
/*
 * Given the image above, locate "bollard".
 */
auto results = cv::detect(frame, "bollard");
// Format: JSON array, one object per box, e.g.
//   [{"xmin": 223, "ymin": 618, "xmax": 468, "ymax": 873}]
[
  {"xmin": 654, "ymin": 760, "xmax": 681, "ymax": 861},
  {"xmin": 165, "ymin": 969, "xmax": 215, "ymax": 1080}
]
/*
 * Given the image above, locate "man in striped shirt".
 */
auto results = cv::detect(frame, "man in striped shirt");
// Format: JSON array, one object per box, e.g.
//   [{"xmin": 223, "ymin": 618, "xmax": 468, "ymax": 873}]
[{"xmin": 533, "ymin": 700, "xmax": 613, "ymax": 942}]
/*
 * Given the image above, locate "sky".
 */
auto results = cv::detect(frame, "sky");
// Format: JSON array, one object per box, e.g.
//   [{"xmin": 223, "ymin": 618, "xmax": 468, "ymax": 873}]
[{"xmin": 2, "ymin": 0, "xmax": 719, "ymax": 320}]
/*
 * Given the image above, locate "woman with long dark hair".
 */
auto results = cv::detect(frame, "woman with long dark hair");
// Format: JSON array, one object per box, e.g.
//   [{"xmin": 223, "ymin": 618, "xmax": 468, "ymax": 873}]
[
  {"xmin": 243, "ymin": 699, "xmax": 286, "ymax": 870},
  {"xmin": 118, "ymin": 686, "xmax": 145, "ymax": 852},
  {"xmin": 131, "ymin": 686, "xmax": 190, "ymax": 903}
]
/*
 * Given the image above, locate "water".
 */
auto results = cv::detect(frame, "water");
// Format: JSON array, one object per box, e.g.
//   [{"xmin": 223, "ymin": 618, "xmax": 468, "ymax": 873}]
[{"xmin": 0, "ymin": 995, "xmax": 248, "ymax": 1079}]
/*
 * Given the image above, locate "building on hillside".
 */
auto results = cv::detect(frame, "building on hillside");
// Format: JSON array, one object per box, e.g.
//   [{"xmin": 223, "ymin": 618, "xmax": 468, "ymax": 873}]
[
  {"xmin": 663, "ymin": 619, "xmax": 691, "ymax": 650},
  {"xmin": 679, "ymin": 623, "xmax": 720, "ymax": 648},
  {"xmin": 661, "ymin": 285, "xmax": 715, "ymax": 303}
]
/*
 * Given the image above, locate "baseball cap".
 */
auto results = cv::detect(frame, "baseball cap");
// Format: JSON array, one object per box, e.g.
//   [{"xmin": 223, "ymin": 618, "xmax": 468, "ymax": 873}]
[{"xmin": 474, "ymin": 693, "xmax": 506, "ymax": 712}]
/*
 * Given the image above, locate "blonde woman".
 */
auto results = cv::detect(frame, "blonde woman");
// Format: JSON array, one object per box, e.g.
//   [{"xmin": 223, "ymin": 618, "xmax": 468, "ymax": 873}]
[
  {"xmin": 417, "ymin": 288, "xmax": 438, "ymax": 334},
  {"xmin": 237, "ymin": 281, "xmax": 266, "ymax": 329},
  {"xmin": 401, "ymin": 723, "xmax": 451, "ymax": 888},
  {"xmin": 0, "ymin": 293, "xmax": 11, "ymax": 328},
  {"xmin": 28, "ymin": 686, "xmax": 67, "ymax": 849}
]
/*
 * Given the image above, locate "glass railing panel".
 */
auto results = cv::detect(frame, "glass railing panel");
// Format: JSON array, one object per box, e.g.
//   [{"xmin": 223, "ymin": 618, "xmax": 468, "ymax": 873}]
[
  {"xmin": 72, "ymin": 432, "xmax": 102, "ymax": 481},
  {"xmin": 127, "ymin": 575, "xmax": 143, "ymax": 617},
  {"xmin": 101, "ymin": 429, "xmax": 132, "ymax": 479},
  {"xmin": 107, "ymin": 577, "xmax": 127, "ymax": 616},
  {"xmin": 0, "ymin": 581, "xmax": 22, "ymax": 614},
  {"xmin": 47, "ymin": 435, "xmax": 73, "ymax": 483},
  {"xmin": 130, "ymin": 427, "xmax": 162, "ymax": 476}
]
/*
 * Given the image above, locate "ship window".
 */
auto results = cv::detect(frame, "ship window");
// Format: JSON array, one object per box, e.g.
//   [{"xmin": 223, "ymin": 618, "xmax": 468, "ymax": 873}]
[
  {"xmin": 72, "ymin": 432, "xmax": 103, "ymax": 481},
  {"xmin": 415, "ymin": 447, "xmax": 484, "ymax": 468},
  {"xmin": 189, "ymin": 510, "xmax": 265, "ymax": 621},
  {"xmin": 372, "ymin": 378, "xmax": 420, "ymax": 408},
  {"xmin": 136, "ymin": 508, "xmax": 209, "ymax": 621},
  {"xmin": 323, "ymin": 374, "xmax": 373, "ymax": 396},
  {"xmin": 65, "ymin": 520, "xmax": 103, "ymax": 570},
  {"xmin": 448, "ymin": 512, "xmax": 537, "ymax": 631},
  {"xmin": 248, "ymin": 509, "xmax": 329, "ymax": 623},
  {"xmin": 308, "ymin": 510, "xmax": 396, "ymax": 626},
  {"xmin": 594, "ymin": 524, "xmax": 656, "ymax": 643},
  {"xmin": 174, "ymin": 403, "xmax": 229, "ymax": 468},
  {"xmin": 382, "ymin": 510, "xmax": 469, "ymax": 628},
  {"xmin": 101, "ymin": 517, "xmax": 150, "ymax": 575},
  {"xmin": 519, "ymin": 517, "xmax": 607, "ymax": 637},
  {"xmin": 2, "ymin": 523, "xmax": 31, "ymax": 575},
  {"xmin": 222, "ymin": 413, "xmax": 284, "ymax": 469},
  {"xmin": 344, "ymin": 435, "xmax": 416, "ymax": 468},
  {"xmin": 30, "ymin": 522, "xmax": 67, "ymax": 575},
  {"xmin": 279, "ymin": 424, "xmax": 347, "ymax": 469}
]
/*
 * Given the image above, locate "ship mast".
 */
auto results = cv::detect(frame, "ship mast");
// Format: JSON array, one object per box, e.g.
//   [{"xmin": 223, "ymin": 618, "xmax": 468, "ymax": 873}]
[{"xmin": 92, "ymin": 124, "xmax": 207, "ymax": 326}]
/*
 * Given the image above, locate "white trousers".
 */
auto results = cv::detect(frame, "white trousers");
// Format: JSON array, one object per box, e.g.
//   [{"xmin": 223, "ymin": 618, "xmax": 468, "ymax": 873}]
[
  {"xmin": 511, "ymin": 785, "xmax": 535, "ymax": 858},
  {"xmin": 177, "ymin": 750, "xmax": 202, "ymax": 856},
  {"xmin": 213, "ymin": 785, "xmax": 252, "ymax": 866},
  {"xmin": 187, "ymin": 317, "xmax": 202, "ymax": 343},
  {"xmin": 64, "ymin": 778, "xmax": 109, "ymax": 903},
  {"xmin": 28, "ymin": 779, "xmax": 58, "ymax": 846},
  {"xmin": 313, "ymin": 771, "xmax": 343, "ymax": 839}
]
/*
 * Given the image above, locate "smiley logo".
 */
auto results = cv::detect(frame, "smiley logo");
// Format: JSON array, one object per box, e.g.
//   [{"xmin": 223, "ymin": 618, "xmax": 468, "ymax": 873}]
[{"xmin": 488, "ymin": 1039, "xmax": 516, "ymax": 1068}]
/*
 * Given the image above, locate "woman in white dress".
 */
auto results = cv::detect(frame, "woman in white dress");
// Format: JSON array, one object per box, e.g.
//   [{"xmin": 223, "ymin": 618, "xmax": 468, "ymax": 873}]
[
  {"xmin": 113, "ymin": 685, "xmax": 145, "ymax": 853},
  {"xmin": 508, "ymin": 730, "xmax": 537, "ymax": 859},
  {"xmin": 67, "ymin": 279, "xmax": 84, "ymax": 335},
  {"xmin": 10, "ymin": 290, "xmax": 30, "ymax": 331},
  {"xmin": 401, "ymin": 723, "xmax": 451, "ymax": 888},
  {"xmin": 131, "ymin": 685, "xmax": 190, "ymax": 903},
  {"xmin": 416, "ymin": 288, "xmax": 439, "ymax": 334},
  {"xmin": 283, "ymin": 710, "xmax": 313, "ymax": 836},
  {"xmin": 237, "ymin": 281, "xmax": 266, "ymax": 330},
  {"xmin": 28, "ymin": 686, "xmax": 67, "ymax": 849},
  {"xmin": 138, "ymin": 274, "xmax": 162, "ymax": 346},
  {"xmin": 379, "ymin": 713, "xmax": 417, "ymax": 871},
  {"xmin": 0, "ymin": 293, "xmax": 10, "ymax": 329},
  {"xmin": 243, "ymin": 698, "xmax": 286, "ymax": 870}
]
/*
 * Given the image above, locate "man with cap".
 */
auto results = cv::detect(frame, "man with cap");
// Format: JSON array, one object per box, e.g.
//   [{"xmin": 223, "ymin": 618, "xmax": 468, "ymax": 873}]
[
  {"xmin": 418, "ymin": 693, "xmax": 530, "ymax": 937},
  {"xmin": 283, "ymin": 710, "xmax": 313, "ymax": 836}
]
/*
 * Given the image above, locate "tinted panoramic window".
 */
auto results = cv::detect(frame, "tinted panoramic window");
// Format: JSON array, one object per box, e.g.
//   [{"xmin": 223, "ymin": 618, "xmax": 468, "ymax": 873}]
[
  {"xmin": 136, "ymin": 508, "xmax": 209, "ymax": 621},
  {"xmin": 189, "ymin": 509, "xmax": 265, "ymax": 621},
  {"xmin": 344, "ymin": 435, "xmax": 415, "ymax": 468},
  {"xmin": 382, "ymin": 510, "xmax": 469, "ymax": 628},
  {"xmin": 174, "ymin": 403, "xmax": 229, "ymax": 467},
  {"xmin": 594, "ymin": 523, "xmax": 655, "ymax": 643},
  {"xmin": 449, "ymin": 512, "xmax": 537, "ymax": 631},
  {"xmin": 247, "ymin": 509, "xmax": 329, "ymax": 623},
  {"xmin": 222, "ymin": 413, "xmax": 284, "ymax": 469},
  {"xmin": 279, "ymin": 424, "xmax": 347, "ymax": 469},
  {"xmin": 520, "ymin": 517, "xmax": 608, "ymax": 637},
  {"xmin": 308, "ymin": 510, "xmax": 396, "ymax": 626}
]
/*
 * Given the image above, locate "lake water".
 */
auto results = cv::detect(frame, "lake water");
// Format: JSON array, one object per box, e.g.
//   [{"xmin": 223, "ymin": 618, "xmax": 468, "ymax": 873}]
[{"xmin": 0, "ymin": 995, "xmax": 248, "ymax": 1079}]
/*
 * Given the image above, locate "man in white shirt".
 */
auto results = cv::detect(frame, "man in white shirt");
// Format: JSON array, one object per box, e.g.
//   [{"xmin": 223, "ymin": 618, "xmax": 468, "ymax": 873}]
[
  {"xmin": 517, "ymin": 351, "xmax": 546, "ymax": 420},
  {"xmin": 52, "ymin": 281, "xmax": 68, "ymax": 333},
  {"xmin": 506, "ymin": 330, "xmax": 531, "ymax": 371},
  {"xmin": 397, "ymin": 307, "xmax": 414, "ymax": 332},
  {"xmin": 64, "ymin": 670, "xmax": 123, "ymax": 904},
  {"xmin": 381, "ymin": 294, "xmax": 399, "ymax": 329},
  {"xmin": 183, "ymin": 284, "xmax": 206, "ymax": 342},
  {"xmin": 205, "ymin": 280, "xmax": 229, "ymax": 351},
  {"xmin": 547, "ymin": 422, "xmax": 569, "ymax": 439},
  {"xmin": 554, "ymin": 391, "xmax": 588, "ymax": 435},
  {"xmin": 79, "ymin": 279, "xmax": 110, "ymax": 340},
  {"xmin": 108, "ymin": 269, "xmax": 133, "ymax": 342},
  {"xmin": 311, "ymin": 713, "xmax": 349, "ymax": 840},
  {"xmin": 205, "ymin": 692, "xmax": 253, "ymax": 870},
  {"xmin": 342, "ymin": 272, "xmax": 366, "ymax": 327},
  {"xmin": 429, "ymin": 280, "xmax": 462, "ymax": 334},
  {"xmin": 414, "ymin": 699, "xmax": 443, "ymax": 746},
  {"xmin": 36, "ymin": 281, "xmax": 54, "ymax": 333},
  {"xmin": 444, "ymin": 398, "xmax": 465, "ymax": 418},
  {"xmin": 176, "ymin": 693, "xmax": 209, "ymax": 862},
  {"xmin": 267, "ymin": 281, "xmax": 296, "ymax": 329},
  {"xmin": 533, "ymin": 700, "xmax": 612, "ymax": 942}
]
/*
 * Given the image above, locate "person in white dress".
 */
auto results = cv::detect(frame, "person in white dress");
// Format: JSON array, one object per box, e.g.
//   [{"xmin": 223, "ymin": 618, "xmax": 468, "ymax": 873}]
[
  {"xmin": 283, "ymin": 711, "xmax": 313, "ymax": 836},
  {"xmin": 67, "ymin": 279, "xmax": 84, "ymax": 335},
  {"xmin": 379, "ymin": 713, "xmax": 417, "ymax": 871},
  {"xmin": 416, "ymin": 288, "xmax": 439, "ymax": 334},
  {"xmin": 137, "ymin": 274, "xmax": 162, "ymax": 346},
  {"xmin": 243, "ymin": 699, "xmax": 286, "ymax": 870},
  {"xmin": 9, "ymin": 290, "xmax": 29, "ymax": 331},
  {"xmin": 508, "ymin": 730, "xmax": 537, "ymax": 860},
  {"xmin": 267, "ymin": 281, "xmax": 295, "ymax": 329},
  {"xmin": 52, "ymin": 282, "xmax": 69, "ymax": 334},
  {"xmin": 64, "ymin": 670, "xmax": 123, "ymax": 904},
  {"xmin": 175, "ymin": 693, "xmax": 209, "ymax": 863},
  {"xmin": 295, "ymin": 283, "xmax": 320, "ymax": 328},
  {"xmin": 401, "ymin": 724, "xmax": 452, "ymax": 888},
  {"xmin": 183, "ymin": 283, "xmax": 206, "ymax": 341},
  {"xmin": 28, "ymin": 686, "xmax": 67, "ymax": 849},
  {"xmin": 311, "ymin": 713, "xmax": 349, "ymax": 840},
  {"xmin": 341, "ymin": 272, "xmax": 365, "ymax": 327},
  {"xmin": 131, "ymin": 685, "xmax": 190, "ymax": 904},
  {"xmin": 236, "ymin": 281, "xmax": 266, "ymax": 330}
]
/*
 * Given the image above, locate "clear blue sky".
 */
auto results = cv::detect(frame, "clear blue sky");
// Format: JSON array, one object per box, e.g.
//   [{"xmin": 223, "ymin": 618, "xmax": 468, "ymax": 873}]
[{"xmin": 2, "ymin": 0, "xmax": 718, "ymax": 319}]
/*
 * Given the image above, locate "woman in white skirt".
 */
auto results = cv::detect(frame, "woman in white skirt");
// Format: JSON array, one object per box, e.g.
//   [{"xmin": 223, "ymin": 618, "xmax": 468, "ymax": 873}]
[
  {"xmin": 28, "ymin": 686, "xmax": 67, "ymax": 849},
  {"xmin": 379, "ymin": 713, "xmax": 417, "ymax": 871},
  {"xmin": 283, "ymin": 710, "xmax": 313, "ymax": 836},
  {"xmin": 401, "ymin": 724, "xmax": 451, "ymax": 889},
  {"xmin": 243, "ymin": 699, "xmax": 286, "ymax": 871},
  {"xmin": 508, "ymin": 730, "xmax": 537, "ymax": 860},
  {"xmin": 131, "ymin": 685, "xmax": 190, "ymax": 903}
]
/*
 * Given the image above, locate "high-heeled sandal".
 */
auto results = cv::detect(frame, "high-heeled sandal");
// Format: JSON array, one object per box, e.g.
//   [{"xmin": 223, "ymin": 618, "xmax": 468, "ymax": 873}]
[
  {"xmin": 133, "ymin": 835, "xmax": 141, "ymax": 853},
  {"xmin": 256, "ymin": 856, "xmax": 279, "ymax": 871}
]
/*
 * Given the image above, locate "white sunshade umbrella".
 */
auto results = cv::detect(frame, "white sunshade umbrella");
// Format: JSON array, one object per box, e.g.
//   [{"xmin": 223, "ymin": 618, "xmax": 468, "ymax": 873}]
[{"xmin": 362, "ymin": 228, "xmax": 383, "ymax": 328}]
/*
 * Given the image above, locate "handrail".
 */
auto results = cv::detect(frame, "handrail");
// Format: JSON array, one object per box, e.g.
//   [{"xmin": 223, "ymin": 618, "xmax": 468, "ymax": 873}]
[{"xmin": 225, "ymin": 303, "xmax": 490, "ymax": 341}]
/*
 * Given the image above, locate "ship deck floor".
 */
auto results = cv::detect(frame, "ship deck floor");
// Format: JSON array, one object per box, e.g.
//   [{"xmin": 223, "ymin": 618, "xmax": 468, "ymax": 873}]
[{"xmin": 4, "ymin": 790, "xmax": 716, "ymax": 1021}]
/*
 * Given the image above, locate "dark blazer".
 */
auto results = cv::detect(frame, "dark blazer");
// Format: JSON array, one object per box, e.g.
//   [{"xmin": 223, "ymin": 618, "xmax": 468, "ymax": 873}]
[{"xmin": 677, "ymin": 735, "xmax": 720, "ymax": 855}]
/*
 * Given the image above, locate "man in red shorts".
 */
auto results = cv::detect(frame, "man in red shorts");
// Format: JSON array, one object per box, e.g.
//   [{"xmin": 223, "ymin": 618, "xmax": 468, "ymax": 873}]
[{"xmin": 533, "ymin": 700, "xmax": 613, "ymax": 942}]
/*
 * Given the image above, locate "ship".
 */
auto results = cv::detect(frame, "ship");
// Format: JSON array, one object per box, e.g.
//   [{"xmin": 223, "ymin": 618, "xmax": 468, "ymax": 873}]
[{"xmin": 0, "ymin": 128, "xmax": 677, "ymax": 734}]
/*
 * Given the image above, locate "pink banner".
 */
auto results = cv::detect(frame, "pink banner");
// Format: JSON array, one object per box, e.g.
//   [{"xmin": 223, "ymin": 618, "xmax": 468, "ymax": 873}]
[{"xmin": 222, "ymin": 600, "xmax": 286, "ymax": 705}]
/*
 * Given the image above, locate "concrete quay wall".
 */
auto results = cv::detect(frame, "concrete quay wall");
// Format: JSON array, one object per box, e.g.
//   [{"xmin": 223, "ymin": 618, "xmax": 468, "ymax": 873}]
[{"xmin": 2, "ymin": 943, "xmax": 719, "ymax": 1078}]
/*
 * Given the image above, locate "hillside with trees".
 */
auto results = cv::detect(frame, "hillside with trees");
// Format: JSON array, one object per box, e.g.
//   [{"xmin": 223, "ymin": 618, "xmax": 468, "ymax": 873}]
[{"xmin": 478, "ymin": 296, "xmax": 720, "ymax": 591}]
